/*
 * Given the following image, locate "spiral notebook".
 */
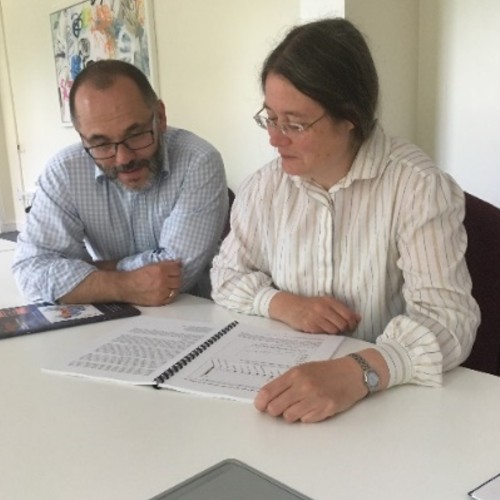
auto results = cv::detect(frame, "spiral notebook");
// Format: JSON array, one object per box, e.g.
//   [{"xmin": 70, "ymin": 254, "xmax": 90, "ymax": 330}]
[
  {"xmin": 0, "ymin": 302, "xmax": 141, "ymax": 340},
  {"xmin": 44, "ymin": 317, "xmax": 344, "ymax": 402}
]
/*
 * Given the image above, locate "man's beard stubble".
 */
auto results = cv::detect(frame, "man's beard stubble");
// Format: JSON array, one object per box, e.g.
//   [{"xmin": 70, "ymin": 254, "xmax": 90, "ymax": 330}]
[{"xmin": 96, "ymin": 134, "xmax": 164, "ymax": 192}]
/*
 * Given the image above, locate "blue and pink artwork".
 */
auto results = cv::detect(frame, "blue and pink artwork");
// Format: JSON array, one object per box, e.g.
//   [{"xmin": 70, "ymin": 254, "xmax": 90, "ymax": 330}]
[{"xmin": 50, "ymin": 0, "xmax": 155, "ymax": 124}]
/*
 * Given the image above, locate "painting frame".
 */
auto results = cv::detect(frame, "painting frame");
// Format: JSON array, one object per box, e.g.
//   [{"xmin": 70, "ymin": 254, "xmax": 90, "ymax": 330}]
[{"xmin": 49, "ymin": 0, "xmax": 158, "ymax": 126}]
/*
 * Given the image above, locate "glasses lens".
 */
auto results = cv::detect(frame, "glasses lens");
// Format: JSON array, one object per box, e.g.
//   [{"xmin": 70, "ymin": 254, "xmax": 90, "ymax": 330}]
[
  {"xmin": 125, "ymin": 131, "xmax": 155, "ymax": 150},
  {"xmin": 88, "ymin": 145, "xmax": 116, "ymax": 160},
  {"xmin": 254, "ymin": 114, "xmax": 268, "ymax": 130},
  {"xmin": 86, "ymin": 131, "xmax": 155, "ymax": 160},
  {"xmin": 282, "ymin": 123, "xmax": 304, "ymax": 135}
]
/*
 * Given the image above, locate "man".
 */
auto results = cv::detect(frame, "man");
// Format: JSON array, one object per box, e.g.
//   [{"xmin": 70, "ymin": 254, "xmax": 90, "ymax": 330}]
[{"xmin": 13, "ymin": 60, "xmax": 228, "ymax": 306}]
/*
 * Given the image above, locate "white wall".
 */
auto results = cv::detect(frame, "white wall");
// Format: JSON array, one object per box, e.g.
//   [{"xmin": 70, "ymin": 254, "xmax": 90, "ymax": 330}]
[
  {"xmin": 0, "ymin": 1, "xmax": 21, "ymax": 231},
  {"xmin": 301, "ymin": 0, "xmax": 344, "ymax": 20},
  {"xmin": 0, "ymin": 69, "xmax": 10, "ymax": 229},
  {"xmin": 346, "ymin": 0, "xmax": 419, "ymax": 142},
  {"xmin": 0, "ymin": 0, "xmax": 80, "ymax": 229},
  {"xmin": 418, "ymin": 0, "xmax": 500, "ymax": 207},
  {"xmin": 155, "ymin": 0, "xmax": 299, "ymax": 191},
  {"xmin": 350, "ymin": 0, "xmax": 500, "ymax": 208},
  {"xmin": 0, "ymin": 0, "xmax": 300, "ymax": 231}
]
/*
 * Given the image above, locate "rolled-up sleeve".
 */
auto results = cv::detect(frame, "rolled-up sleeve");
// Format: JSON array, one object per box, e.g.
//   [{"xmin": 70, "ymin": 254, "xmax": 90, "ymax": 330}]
[{"xmin": 13, "ymin": 157, "xmax": 97, "ymax": 303}]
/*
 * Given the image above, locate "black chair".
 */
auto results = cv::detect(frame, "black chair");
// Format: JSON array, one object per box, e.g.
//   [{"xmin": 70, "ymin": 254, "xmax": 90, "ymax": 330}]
[
  {"xmin": 220, "ymin": 187, "xmax": 235, "ymax": 241},
  {"xmin": 461, "ymin": 192, "xmax": 500, "ymax": 375}
]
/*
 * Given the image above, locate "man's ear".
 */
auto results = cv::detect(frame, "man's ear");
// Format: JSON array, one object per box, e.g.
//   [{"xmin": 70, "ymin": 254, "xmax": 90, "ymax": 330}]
[{"xmin": 157, "ymin": 100, "xmax": 167, "ymax": 132}]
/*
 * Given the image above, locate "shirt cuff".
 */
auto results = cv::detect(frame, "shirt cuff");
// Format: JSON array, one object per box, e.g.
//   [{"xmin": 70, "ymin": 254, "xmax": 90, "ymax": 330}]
[
  {"xmin": 373, "ymin": 338, "xmax": 444, "ymax": 388},
  {"xmin": 254, "ymin": 287, "xmax": 280, "ymax": 317},
  {"xmin": 373, "ymin": 339, "xmax": 416, "ymax": 388}
]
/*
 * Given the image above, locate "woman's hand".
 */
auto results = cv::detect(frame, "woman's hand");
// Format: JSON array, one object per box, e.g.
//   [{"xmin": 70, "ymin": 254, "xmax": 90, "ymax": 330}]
[
  {"xmin": 254, "ymin": 349, "xmax": 389, "ymax": 423},
  {"xmin": 269, "ymin": 291, "xmax": 361, "ymax": 334}
]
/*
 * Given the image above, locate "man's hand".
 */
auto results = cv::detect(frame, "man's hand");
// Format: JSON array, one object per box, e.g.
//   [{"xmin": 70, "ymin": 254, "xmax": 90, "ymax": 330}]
[
  {"xmin": 269, "ymin": 292, "xmax": 361, "ymax": 334},
  {"xmin": 59, "ymin": 260, "xmax": 182, "ymax": 306},
  {"xmin": 124, "ymin": 260, "xmax": 182, "ymax": 305},
  {"xmin": 254, "ymin": 349, "xmax": 389, "ymax": 423}
]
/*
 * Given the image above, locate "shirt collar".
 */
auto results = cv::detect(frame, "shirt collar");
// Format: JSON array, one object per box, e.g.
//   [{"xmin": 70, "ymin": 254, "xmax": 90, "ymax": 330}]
[{"xmin": 289, "ymin": 122, "xmax": 390, "ymax": 194}]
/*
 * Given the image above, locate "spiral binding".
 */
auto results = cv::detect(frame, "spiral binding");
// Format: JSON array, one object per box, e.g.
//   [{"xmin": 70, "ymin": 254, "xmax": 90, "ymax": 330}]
[{"xmin": 153, "ymin": 320, "xmax": 239, "ymax": 386}]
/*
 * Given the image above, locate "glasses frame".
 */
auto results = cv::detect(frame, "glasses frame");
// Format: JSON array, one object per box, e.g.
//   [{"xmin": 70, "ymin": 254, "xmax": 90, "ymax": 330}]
[
  {"xmin": 253, "ymin": 106, "xmax": 326, "ymax": 136},
  {"xmin": 82, "ymin": 114, "xmax": 157, "ymax": 160}
]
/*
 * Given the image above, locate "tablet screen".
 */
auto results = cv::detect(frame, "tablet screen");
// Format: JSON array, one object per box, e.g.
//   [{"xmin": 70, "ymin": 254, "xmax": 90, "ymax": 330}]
[{"xmin": 150, "ymin": 459, "xmax": 312, "ymax": 500}]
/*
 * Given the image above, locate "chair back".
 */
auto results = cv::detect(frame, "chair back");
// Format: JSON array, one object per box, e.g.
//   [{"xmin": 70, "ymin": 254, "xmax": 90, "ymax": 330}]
[
  {"xmin": 220, "ymin": 187, "xmax": 235, "ymax": 241},
  {"xmin": 461, "ymin": 192, "xmax": 500, "ymax": 375}
]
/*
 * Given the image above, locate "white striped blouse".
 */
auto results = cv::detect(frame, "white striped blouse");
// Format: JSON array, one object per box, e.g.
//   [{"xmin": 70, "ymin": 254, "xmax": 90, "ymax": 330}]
[{"xmin": 210, "ymin": 125, "xmax": 480, "ymax": 388}]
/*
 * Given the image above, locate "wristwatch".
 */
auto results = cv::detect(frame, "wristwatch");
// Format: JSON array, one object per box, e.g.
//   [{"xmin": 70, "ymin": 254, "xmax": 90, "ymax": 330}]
[{"xmin": 348, "ymin": 353, "xmax": 380, "ymax": 396}]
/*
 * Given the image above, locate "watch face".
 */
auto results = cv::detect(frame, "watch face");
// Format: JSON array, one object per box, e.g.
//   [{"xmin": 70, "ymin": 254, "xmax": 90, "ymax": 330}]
[{"xmin": 366, "ymin": 370, "xmax": 380, "ymax": 390}]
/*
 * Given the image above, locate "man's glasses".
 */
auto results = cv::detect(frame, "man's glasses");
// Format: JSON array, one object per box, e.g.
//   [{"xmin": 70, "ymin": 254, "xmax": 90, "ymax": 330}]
[
  {"xmin": 253, "ymin": 107, "xmax": 326, "ymax": 137},
  {"xmin": 82, "ymin": 115, "xmax": 156, "ymax": 160}
]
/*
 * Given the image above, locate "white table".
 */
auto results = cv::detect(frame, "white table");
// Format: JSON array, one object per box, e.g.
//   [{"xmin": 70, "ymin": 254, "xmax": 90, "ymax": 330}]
[
  {"xmin": 0, "ymin": 238, "xmax": 16, "ymax": 252},
  {"xmin": 0, "ymin": 238, "xmax": 17, "ymax": 252},
  {"xmin": 0, "ymin": 247, "xmax": 23, "ymax": 306},
  {"xmin": 1, "ymin": 292, "xmax": 499, "ymax": 500}
]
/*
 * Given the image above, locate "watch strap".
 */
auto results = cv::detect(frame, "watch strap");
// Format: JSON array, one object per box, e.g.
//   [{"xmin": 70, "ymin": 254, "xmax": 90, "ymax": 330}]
[{"xmin": 347, "ymin": 352, "xmax": 379, "ymax": 395}]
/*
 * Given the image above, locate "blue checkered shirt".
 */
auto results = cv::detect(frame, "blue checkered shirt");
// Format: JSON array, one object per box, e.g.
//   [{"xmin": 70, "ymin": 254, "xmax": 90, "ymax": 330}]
[{"xmin": 13, "ymin": 127, "xmax": 228, "ymax": 303}]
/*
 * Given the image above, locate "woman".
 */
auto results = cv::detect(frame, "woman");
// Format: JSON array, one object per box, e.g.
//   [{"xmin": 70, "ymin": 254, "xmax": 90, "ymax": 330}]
[{"xmin": 211, "ymin": 18, "xmax": 479, "ymax": 423}]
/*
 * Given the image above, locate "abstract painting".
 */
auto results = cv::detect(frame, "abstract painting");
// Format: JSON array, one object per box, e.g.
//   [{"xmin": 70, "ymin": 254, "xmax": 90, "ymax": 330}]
[{"xmin": 50, "ymin": 0, "xmax": 156, "ymax": 124}]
